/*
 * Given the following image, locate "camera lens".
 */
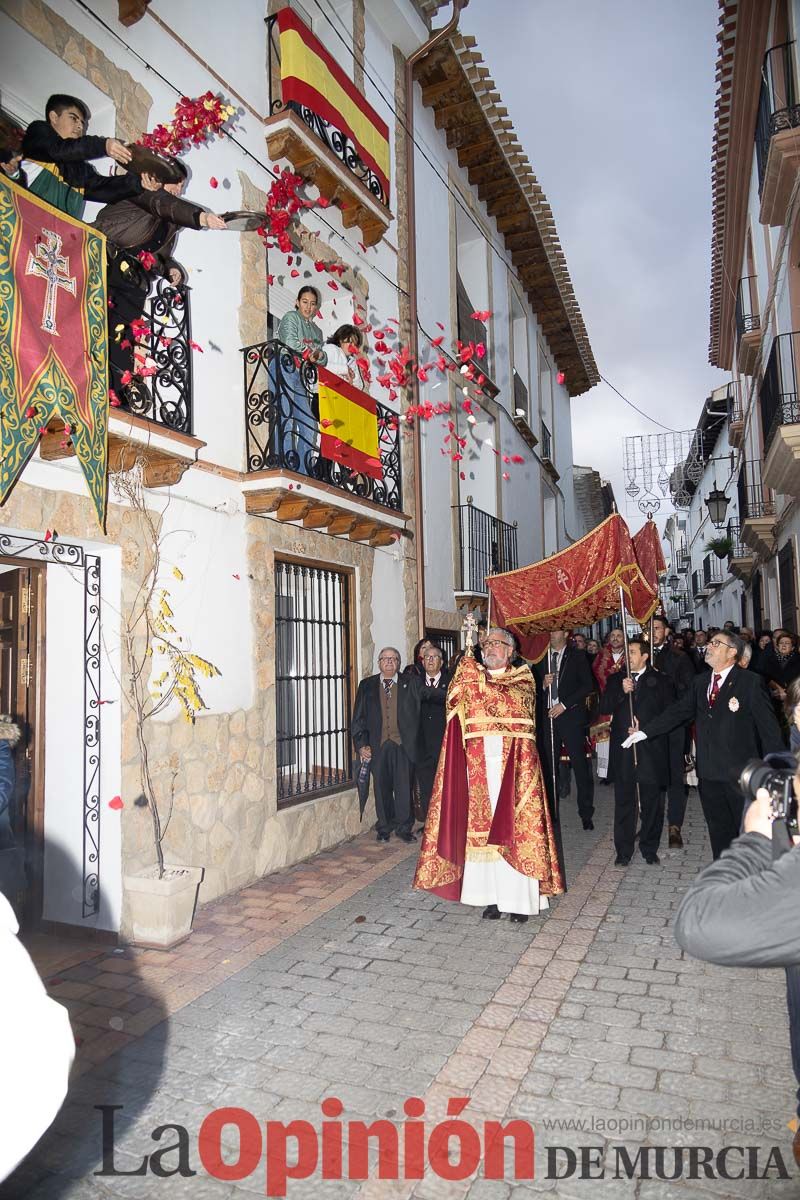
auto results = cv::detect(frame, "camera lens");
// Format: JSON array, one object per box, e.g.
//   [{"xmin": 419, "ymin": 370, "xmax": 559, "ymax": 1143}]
[{"xmin": 739, "ymin": 759, "xmax": 774, "ymax": 801}]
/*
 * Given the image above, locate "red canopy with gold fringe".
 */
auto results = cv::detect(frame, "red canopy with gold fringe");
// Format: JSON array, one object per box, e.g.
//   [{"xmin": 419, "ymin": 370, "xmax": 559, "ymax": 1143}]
[
  {"xmin": 487, "ymin": 514, "xmax": 659, "ymax": 658},
  {"xmin": 632, "ymin": 517, "xmax": 667, "ymax": 604}
]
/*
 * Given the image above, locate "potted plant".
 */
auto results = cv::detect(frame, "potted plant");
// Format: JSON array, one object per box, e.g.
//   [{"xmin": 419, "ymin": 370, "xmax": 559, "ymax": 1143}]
[
  {"xmin": 705, "ymin": 534, "xmax": 733, "ymax": 560},
  {"xmin": 114, "ymin": 463, "xmax": 220, "ymax": 948}
]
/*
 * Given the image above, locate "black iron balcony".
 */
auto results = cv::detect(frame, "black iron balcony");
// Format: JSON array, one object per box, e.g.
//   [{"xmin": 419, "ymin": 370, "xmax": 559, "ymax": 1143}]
[
  {"xmin": 110, "ymin": 255, "xmax": 193, "ymax": 435},
  {"xmin": 702, "ymin": 554, "xmax": 723, "ymax": 588},
  {"xmin": 242, "ymin": 339, "xmax": 402, "ymax": 512},
  {"xmin": 541, "ymin": 421, "xmax": 552, "ymax": 462},
  {"xmin": 760, "ymin": 332, "xmax": 800, "ymax": 455},
  {"xmin": 692, "ymin": 569, "xmax": 706, "ymax": 599},
  {"xmin": 727, "ymin": 521, "xmax": 748, "ymax": 559},
  {"xmin": 735, "ymin": 276, "xmax": 760, "ymax": 341},
  {"xmin": 266, "ymin": 12, "xmax": 389, "ymax": 211},
  {"xmin": 737, "ymin": 463, "xmax": 775, "ymax": 520},
  {"xmin": 756, "ymin": 41, "xmax": 800, "ymax": 193},
  {"xmin": 454, "ymin": 501, "xmax": 518, "ymax": 595}
]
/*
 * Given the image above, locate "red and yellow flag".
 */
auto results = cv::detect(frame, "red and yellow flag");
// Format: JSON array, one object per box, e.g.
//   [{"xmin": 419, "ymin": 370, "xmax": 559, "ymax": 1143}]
[
  {"xmin": 317, "ymin": 366, "xmax": 382, "ymax": 480},
  {"xmin": 0, "ymin": 176, "xmax": 108, "ymax": 527},
  {"xmin": 275, "ymin": 6, "xmax": 391, "ymax": 203}
]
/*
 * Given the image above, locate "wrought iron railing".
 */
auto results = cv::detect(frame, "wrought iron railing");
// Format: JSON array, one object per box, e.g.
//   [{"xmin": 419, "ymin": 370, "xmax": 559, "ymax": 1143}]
[
  {"xmin": 727, "ymin": 381, "xmax": 744, "ymax": 424},
  {"xmin": 692, "ymin": 569, "xmax": 705, "ymax": 598},
  {"xmin": 756, "ymin": 41, "xmax": 800, "ymax": 193},
  {"xmin": 109, "ymin": 254, "xmax": 193, "ymax": 434},
  {"xmin": 735, "ymin": 276, "xmax": 760, "ymax": 341},
  {"xmin": 512, "ymin": 369, "xmax": 529, "ymax": 422},
  {"xmin": 541, "ymin": 421, "xmax": 553, "ymax": 461},
  {"xmin": 266, "ymin": 14, "xmax": 389, "ymax": 208},
  {"xmin": 242, "ymin": 339, "xmax": 402, "ymax": 510},
  {"xmin": 737, "ymin": 460, "xmax": 775, "ymax": 520},
  {"xmin": 454, "ymin": 501, "xmax": 517, "ymax": 594},
  {"xmin": 703, "ymin": 554, "xmax": 723, "ymax": 587},
  {"xmin": 727, "ymin": 521, "xmax": 749, "ymax": 559},
  {"xmin": 760, "ymin": 331, "xmax": 800, "ymax": 454}
]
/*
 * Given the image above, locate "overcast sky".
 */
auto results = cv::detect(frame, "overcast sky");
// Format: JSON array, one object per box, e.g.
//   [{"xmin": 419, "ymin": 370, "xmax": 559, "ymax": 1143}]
[{"xmin": 460, "ymin": 0, "xmax": 728, "ymax": 524}]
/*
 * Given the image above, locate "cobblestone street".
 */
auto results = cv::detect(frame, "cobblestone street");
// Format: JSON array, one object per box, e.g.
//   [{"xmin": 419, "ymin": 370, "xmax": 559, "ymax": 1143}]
[{"xmin": 3, "ymin": 788, "xmax": 797, "ymax": 1200}]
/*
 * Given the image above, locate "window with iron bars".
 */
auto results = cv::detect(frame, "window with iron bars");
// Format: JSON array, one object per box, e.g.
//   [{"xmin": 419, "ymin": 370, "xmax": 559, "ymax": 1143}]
[{"xmin": 275, "ymin": 559, "xmax": 353, "ymax": 807}]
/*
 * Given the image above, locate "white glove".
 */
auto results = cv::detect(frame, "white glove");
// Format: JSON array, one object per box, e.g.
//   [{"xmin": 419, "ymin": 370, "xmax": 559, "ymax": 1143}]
[{"xmin": 621, "ymin": 731, "xmax": 648, "ymax": 749}]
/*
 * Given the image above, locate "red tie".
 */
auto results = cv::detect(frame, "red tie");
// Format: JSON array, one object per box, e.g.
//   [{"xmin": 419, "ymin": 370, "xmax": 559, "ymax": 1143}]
[{"xmin": 709, "ymin": 673, "xmax": 721, "ymax": 707}]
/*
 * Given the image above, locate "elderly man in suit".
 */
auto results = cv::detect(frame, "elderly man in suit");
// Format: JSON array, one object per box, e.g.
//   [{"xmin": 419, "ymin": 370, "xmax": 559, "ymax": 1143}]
[
  {"xmin": 601, "ymin": 637, "xmax": 675, "ymax": 866},
  {"xmin": 624, "ymin": 631, "xmax": 784, "ymax": 859},
  {"xmin": 537, "ymin": 629, "xmax": 596, "ymax": 829},
  {"xmin": 415, "ymin": 645, "xmax": 450, "ymax": 826},
  {"xmin": 352, "ymin": 647, "xmax": 422, "ymax": 843}
]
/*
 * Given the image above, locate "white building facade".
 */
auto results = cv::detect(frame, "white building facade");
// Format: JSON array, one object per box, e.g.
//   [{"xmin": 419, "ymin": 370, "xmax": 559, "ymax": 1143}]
[
  {"xmin": 0, "ymin": 0, "xmax": 597, "ymax": 937},
  {"xmin": 709, "ymin": 0, "xmax": 800, "ymax": 642}
]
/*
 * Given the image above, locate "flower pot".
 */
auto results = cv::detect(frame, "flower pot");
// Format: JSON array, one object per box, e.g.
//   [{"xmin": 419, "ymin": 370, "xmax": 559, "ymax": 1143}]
[{"xmin": 123, "ymin": 864, "xmax": 203, "ymax": 949}]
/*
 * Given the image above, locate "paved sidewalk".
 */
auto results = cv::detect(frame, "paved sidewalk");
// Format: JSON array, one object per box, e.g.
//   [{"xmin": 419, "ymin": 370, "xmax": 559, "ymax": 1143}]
[{"xmin": 3, "ymin": 787, "xmax": 797, "ymax": 1199}]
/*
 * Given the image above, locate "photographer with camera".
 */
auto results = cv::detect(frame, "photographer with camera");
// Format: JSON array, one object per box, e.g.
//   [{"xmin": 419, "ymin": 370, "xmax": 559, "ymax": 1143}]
[
  {"xmin": 674, "ymin": 753, "xmax": 800, "ymax": 1159},
  {"xmin": 623, "ymin": 631, "xmax": 784, "ymax": 858}
]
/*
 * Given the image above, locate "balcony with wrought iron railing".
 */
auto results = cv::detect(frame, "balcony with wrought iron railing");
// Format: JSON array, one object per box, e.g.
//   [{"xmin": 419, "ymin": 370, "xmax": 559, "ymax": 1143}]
[
  {"xmin": 38, "ymin": 248, "xmax": 204, "ymax": 488},
  {"xmin": 735, "ymin": 276, "xmax": 760, "ymax": 376},
  {"xmin": 738, "ymin": 460, "xmax": 777, "ymax": 558},
  {"xmin": 727, "ymin": 520, "xmax": 755, "ymax": 581},
  {"xmin": 540, "ymin": 420, "xmax": 559, "ymax": 482},
  {"xmin": 727, "ymin": 379, "xmax": 745, "ymax": 449},
  {"xmin": 264, "ymin": 10, "xmax": 392, "ymax": 247},
  {"xmin": 757, "ymin": 41, "xmax": 800, "ymax": 224},
  {"xmin": 702, "ymin": 553, "xmax": 724, "ymax": 589},
  {"xmin": 240, "ymin": 340, "xmax": 407, "ymax": 545},
  {"xmin": 692, "ymin": 568, "xmax": 708, "ymax": 600},
  {"xmin": 454, "ymin": 500, "xmax": 518, "ymax": 599},
  {"xmin": 760, "ymin": 332, "xmax": 800, "ymax": 497}
]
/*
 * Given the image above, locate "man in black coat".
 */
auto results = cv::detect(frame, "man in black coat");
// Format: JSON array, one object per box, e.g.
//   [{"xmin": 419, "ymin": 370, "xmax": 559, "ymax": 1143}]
[
  {"xmin": 537, "ymin": 630, "xmax": 596, "ymax": 829},
  {"xmin": 351, "ymin": 647, "xmax": 422, "ymax": 842},
  {"xmin": 601, "ymin": 637, "xmax": 675, "ymax": 865},
  {"xmin": 415, "ymin": 645, "xmax": 449, "ymax": 825},
  {"xmin": 651, "ymin": 615, "xmax": 697, "ymax": 850},
  {"xmin": 625, "ymin": 631, "xmax": 785, "ymax": 859}
]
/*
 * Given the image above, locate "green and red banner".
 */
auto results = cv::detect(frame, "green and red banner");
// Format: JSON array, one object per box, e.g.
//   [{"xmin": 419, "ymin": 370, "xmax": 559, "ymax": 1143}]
[{"xmin": 0, "ymin": 175, "xmax": 109, "ymax": 528}]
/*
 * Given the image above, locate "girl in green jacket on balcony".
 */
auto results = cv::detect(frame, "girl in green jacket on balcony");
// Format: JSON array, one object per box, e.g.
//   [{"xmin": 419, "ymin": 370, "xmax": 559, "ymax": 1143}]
[{"xmin": 272, "ymin": 286, "xmax": 326, "ymax": 476}]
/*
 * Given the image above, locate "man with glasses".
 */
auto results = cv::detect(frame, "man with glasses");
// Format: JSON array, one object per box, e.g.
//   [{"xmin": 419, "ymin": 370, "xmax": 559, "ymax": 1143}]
[
  {"xmin": 414, "ymin": 628, "xmax": 564, "ymax": 922},
  {"xmin": 352, "ymin": 648, "xmax": 422, "ymax": 843},
  {"xmin": 415, "ymin": 646, "xmax": 450, "ymax": 827},
  {"xmin": 624, "ymin": 631, "xmax": 784, "ymax": 859}
]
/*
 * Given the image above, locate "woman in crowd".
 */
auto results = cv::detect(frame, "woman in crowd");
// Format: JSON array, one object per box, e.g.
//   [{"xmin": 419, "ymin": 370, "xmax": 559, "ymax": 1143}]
[
  {"xmin": 274, "ymin": 286, "xmax": 326, "ymax": 473},
  {"xmin": 403, "ymin": 639, "xmax": 432, "ymax": 678},
  {"xmin": 768, "ymin": 633, "xmax": 800, "ymax": 702}
]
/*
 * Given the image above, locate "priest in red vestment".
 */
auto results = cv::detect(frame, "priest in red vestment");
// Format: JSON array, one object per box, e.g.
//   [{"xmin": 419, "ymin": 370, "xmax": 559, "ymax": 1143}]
[{"xmin": 413, "ymin": 627, "xmax": 565, "ymax": 923}]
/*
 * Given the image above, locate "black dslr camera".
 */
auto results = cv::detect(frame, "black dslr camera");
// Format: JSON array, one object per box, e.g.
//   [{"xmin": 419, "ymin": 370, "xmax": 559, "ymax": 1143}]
[{"xmin": 739, "ymin": 758, "xmax": 799, "ymax": 839}]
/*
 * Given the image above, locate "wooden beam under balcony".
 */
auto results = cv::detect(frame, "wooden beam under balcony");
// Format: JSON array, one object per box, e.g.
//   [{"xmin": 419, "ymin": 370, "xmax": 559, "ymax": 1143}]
[
  {"xmin": 763, "ymin": 421, "xmax": 800, "ymax": 498},
  {"xmin": 241, "ymin": 470, "xmax": 410, "ymax": 545},
  {"xmin": 759, "ymin": 127, "xmax": 800, "ymax": 228},
  {"xmin": 36, "ymin": 412, "xmax": 203, "ymax": 489},
  {"xmin": 265, "ymin": 110, "xmax": 392, "ymax": 248}
]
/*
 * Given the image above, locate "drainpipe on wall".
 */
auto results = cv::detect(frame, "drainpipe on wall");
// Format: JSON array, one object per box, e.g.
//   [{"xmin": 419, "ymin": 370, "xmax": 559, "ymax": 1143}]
[{"xmin": 404, "ymin": 0, "xmax": 469, "ymax": 638}]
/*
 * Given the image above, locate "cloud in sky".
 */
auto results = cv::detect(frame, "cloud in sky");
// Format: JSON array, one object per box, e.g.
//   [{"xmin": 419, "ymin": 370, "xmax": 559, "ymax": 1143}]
[{"xmin": 460, "ymin": 0, "xmax": 729, "ymax": 523}]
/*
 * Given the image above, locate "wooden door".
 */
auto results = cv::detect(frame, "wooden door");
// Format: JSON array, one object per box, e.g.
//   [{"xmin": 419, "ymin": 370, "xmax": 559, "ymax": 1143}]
[{"xmin": 0, "ymin": 563, "xmax": 44, "ymax": 925}]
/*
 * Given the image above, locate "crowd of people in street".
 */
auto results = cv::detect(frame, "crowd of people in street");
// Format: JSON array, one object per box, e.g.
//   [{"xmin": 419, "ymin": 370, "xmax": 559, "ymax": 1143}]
[{"xmin": 354, "ymin": 618, "xmax": 800, "ymax": 909}]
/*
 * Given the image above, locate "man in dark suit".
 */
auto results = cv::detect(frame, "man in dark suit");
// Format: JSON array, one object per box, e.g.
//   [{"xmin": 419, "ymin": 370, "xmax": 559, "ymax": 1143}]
[
  {"xmin": 351, "ymin": 647, "xmax": 422, "ymax": 843},
  {"xmin": 601, "ymin": 637, "xmax": 675, "ymax": 866},
  {"xmin": 537, "ymin": 630, "xmax": 596, "ymax": 829},
  {"xmin": 650, "ymin": 615, "xmax": 696, "ymax": 850},
  {"xmin": 625, "ymin": 631, "xmax": 785, "ymax": 859},
  {"xmin": 415, "ymin": 645, "xmax": 450, "ymax": 825}
]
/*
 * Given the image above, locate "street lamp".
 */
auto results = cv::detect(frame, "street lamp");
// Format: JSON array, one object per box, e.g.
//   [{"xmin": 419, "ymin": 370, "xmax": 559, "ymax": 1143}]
[
  {"xmin": 705, "ymin": 486, "xmax": 730, "ymax": 529},
  {"xmin": 667, "ymin": 573, "xmax": 680, "ymax": 592}
]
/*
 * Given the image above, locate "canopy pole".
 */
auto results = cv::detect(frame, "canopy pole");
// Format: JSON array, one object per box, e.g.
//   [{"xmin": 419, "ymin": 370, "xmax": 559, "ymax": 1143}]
[
  {"xmin": 547, "ymin": 645, "xmax": 560, "ymax": 824},
  {"xmin": 618, "ymin": 585, "xmax": 642, "ymax": 816}
]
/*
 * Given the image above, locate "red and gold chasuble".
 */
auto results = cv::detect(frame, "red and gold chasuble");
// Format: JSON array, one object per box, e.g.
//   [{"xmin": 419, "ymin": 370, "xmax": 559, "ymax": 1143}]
[{"xmin": 413, "ymin": 654, "xmax": 565, "ymax": 901}]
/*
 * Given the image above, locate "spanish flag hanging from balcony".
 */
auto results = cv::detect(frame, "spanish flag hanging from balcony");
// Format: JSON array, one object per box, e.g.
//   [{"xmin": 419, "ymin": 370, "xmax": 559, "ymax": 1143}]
[
  {"xmin": 0, "ymin": 176, "xmax": 108, "ymax": 528},
  {"xmin": 317, "ymin": 366, "xmax": 382, "ymax": 480},
  {"xmin": 275, "ymin": 6, "xmax": 391, "ymax": 204}
]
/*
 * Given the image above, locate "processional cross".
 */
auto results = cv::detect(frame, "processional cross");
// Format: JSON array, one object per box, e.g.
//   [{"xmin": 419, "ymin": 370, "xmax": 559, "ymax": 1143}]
[
  {"xmin": 461, "ymin": 611, "xmax": 479, "ymax": 656},
  {"xmin": 26, "ymin": 229, "xmax": 77, "ymax": 336}
]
